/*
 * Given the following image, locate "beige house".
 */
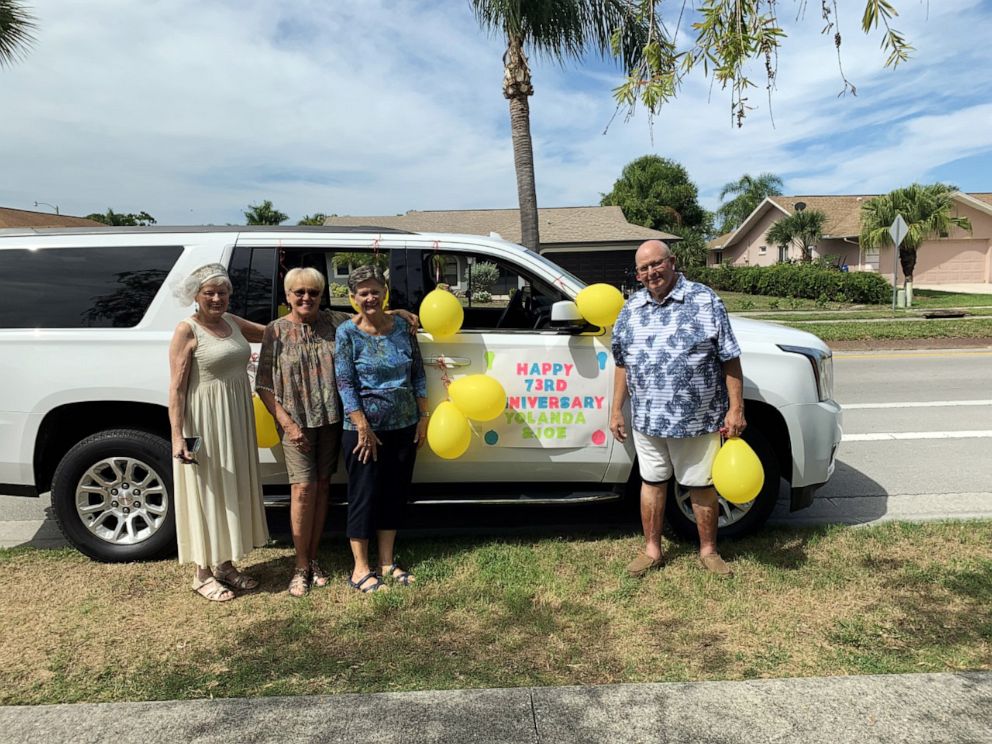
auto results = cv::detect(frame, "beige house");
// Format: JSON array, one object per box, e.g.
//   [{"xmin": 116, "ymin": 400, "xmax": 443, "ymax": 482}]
[
  {"xmin": 325, "ymin": 206, "xmax": 676, "ymax": 289},
  {"xmin": 0, "ymin": 207, "xmax": 102, "ymax": 228},
  {"xmin": 708, "ymin": 193, "xmax": 992, "ymax": 285}
]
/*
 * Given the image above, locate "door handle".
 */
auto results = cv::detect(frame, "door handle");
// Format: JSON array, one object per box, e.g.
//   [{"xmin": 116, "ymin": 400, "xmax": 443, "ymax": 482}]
[{"xmin": 427, "ymin": 356, "xmax": 471, "ymax": 368}]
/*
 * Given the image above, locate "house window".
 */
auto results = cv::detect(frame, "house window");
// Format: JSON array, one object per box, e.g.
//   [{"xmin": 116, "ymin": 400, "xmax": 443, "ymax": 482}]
[
  {"xmin": 778, "ymin": 245, "xmax": 789, "ymax": 263},
  {"xmin": 713, "ymin": 250, "xmax": 723, "ymax": 265},
  {"xmin": 759, "ymin": 245, "xmax": 767, "ymax": 256}
]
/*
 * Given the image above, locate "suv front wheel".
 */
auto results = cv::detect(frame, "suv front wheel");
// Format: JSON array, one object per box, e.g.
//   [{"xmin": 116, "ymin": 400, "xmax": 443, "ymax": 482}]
[
  {"xmin": 666, "ymin": 428, "xmax": 781, "ymax": 541},
  {"xmin": 51, "ymin": 429, "xmax": 176, "ymax": 562}
]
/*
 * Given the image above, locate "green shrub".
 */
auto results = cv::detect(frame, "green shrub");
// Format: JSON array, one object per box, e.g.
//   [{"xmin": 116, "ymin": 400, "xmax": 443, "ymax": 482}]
[
  {"xmin": 472, "ymin": 290, "xmax": 492, "ymax": 303},
  {"xmin": 467, "ymin": 261, "xmax": 500, "ymax": 294},
  {"xmin": 329, "ymin": 283, "xmax": 349, "ymax": 298},
  {"xmin": 684, "ymin": 263, "xmax": 889, "ymax": 304}
]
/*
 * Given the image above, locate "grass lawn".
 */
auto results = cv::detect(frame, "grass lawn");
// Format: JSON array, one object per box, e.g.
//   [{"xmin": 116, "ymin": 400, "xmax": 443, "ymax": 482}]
[
  {"xmin": 781, "ymin": 318, "xmax": 992, "ymax": 341},
  {"xmin": 720, "ymin": 290, "xmax": 992, "ymax": 315},
  {"xmin": 745, "ymin": 308, "xmax": 992, "ymax": 322},
  {"xmin": 2, "ymin": 521, "xmax": 990, "ymax": 705}
]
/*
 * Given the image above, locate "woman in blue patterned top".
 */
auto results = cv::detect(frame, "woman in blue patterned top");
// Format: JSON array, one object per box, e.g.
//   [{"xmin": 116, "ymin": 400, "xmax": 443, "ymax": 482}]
[{"xmin": 335, "ymin": 265, "xmax": 428, "ymax": 593}]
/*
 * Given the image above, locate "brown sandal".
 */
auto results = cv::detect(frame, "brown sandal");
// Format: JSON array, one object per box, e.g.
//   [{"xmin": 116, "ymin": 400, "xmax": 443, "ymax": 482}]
[
  {"xmin": 214, "ymin": 565, "xmax": 259, "ymax": 592},
  {"xmin": 192, "ymin": 576, "xmax": 235, "ymax": 602}
]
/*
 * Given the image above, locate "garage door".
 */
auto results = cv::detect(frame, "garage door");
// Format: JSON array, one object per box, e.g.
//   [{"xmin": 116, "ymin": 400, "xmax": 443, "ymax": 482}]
[{"xmin": 913, "ymin": 239, "xmax": 989, "ymax": 283}]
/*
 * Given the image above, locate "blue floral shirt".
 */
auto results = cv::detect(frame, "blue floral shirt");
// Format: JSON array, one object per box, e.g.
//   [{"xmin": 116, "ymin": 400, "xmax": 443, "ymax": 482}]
[
  {"xmin": 334, "ymin": 315, "xmax": 428, "ymax": 431},
  {"xmin": 611, "ymin": 275, "xmax": 741, "ymax": 438}
]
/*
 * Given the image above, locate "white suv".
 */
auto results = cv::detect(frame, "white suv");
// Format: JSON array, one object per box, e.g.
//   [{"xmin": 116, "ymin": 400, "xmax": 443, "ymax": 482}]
[{"xmin": 0, "ymin": 226, "xmax": 842, "ymax": 561}]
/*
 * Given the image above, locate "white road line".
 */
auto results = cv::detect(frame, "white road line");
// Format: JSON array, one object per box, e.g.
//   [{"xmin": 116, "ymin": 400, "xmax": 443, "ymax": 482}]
[
  {"xmin": 844, "ymin": 430, "xmax": 992, "ymax": 442},
  {"xmin": 843, "ymin": 399, "xmax": 992, "ymax": 409}
]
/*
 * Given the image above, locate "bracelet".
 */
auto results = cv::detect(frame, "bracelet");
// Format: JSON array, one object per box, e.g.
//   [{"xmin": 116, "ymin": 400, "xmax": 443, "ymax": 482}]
[{"xmin": 419, "ymin": 411, "xmax": 430, "ymax": 419}]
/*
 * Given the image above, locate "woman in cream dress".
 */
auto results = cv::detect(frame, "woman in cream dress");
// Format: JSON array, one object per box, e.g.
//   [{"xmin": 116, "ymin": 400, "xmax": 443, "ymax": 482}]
[{"xmin": 168, "ymin": 264, "xmax": 269, "ymax": 601}]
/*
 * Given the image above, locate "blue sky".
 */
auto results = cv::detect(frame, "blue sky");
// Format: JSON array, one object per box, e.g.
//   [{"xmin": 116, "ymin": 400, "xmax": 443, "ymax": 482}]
[{"xmin": 2, "ymin": 0, "xmax": 991, "ymax": 225}]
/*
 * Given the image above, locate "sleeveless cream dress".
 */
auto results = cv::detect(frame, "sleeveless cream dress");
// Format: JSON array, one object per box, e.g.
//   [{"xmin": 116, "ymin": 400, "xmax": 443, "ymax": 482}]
[{"xmin": 174, "ymin": 315, "xmax": 269, "ymax": 566}]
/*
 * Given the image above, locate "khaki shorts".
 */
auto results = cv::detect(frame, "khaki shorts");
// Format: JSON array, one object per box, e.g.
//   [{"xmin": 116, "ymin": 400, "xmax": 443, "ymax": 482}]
[
  {"xmin": 282, "ymin": 423, "xmax": 342, "ymax": 484},
  {"xmin": 631, "ymin": 430, "xmax": 721, "ymax": 487}
]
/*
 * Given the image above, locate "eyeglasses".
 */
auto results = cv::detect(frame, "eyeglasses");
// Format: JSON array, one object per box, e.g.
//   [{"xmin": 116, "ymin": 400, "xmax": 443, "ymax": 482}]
[
  {"xmin": 634, "ymin": 257, "xmax": 673, "ymax": 276},
  {"xmin": 292, "ymin": 288, "xmax": 322, "ymax": 298}
]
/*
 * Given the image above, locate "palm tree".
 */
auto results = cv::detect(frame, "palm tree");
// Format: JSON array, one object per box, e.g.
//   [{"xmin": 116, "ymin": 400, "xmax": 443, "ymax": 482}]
[
  {"xmin": 860, "ymin": 183, "xmax": 971, "ymax": 306},
  {"xmin": 244, "ymin": 200, "xmax": 288, "ymax": 225},
  {"xmin": 766, "ymin": 208, "xmax": 827, "ymax": 263},
  {"xmin": 0, "ymin": 0, "xmax": 35, "ymax": 67},
  {"xmin": 470, "ymin": 0, "xmax": 646, "ymax": 252},
  {"xmin": 716, "ymin": 173, "xmax": 784, "ymax": 233}
]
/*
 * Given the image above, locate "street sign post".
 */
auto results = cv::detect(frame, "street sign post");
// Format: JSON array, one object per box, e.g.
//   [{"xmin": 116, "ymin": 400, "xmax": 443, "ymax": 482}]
[{"xmin": 888, "ymin": 214, "xmax": 909, "ymax": 310}]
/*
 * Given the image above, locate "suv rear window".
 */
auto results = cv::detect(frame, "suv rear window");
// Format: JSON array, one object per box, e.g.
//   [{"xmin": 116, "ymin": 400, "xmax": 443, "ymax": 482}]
[{"xmin": 0, "ymin": 246, "xmax": 183, "ymax": 328}]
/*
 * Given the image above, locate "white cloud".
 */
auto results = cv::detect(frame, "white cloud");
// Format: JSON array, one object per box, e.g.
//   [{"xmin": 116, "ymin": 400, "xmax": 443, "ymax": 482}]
[{"xmin": 1, "ymin": 0, "xmax": 990, "ymax": 224}]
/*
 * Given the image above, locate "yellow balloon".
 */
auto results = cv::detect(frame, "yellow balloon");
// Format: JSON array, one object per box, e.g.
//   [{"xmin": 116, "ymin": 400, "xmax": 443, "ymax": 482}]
[
  {"xmin": 711, "ymin": 437, "xmax": 764, "ymax": 504},
  {"xmin": 575, "ymin": 283, "xmax": 625, "ymax": 327},
  {"xmin": 447, "ymin": 374, "xmax": 507, "ymax": 421},
  {"xmin": 427, "ymin": 401, "xmax": 472, "ymax": 459},
  {"xmin": 419, "ymin": 288, "xmax": 464, "ymax": 338},
  {"xmin": 252, "ymin": 394, "xmax": 280, "ymax": 449}
]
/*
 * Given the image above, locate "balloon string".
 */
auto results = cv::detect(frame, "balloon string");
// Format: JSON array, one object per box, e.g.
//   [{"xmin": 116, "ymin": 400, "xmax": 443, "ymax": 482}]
[
  {"xmin": 435, "ymin": 355, "xmax": 453, "ymax": 391},
  {"xmin": 432, "ymin": 240, "xmax": 441, "ymax": 284}
]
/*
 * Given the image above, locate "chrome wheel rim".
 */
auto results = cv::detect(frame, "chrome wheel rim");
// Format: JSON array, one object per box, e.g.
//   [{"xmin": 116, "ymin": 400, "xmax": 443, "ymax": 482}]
[
  {"xmin": 673, "ymin": 482, "xmax": 755, "ymax": 528},
  {"xmin": 74, "ymin": 457, "xmax": 169, "ymax": 545}
]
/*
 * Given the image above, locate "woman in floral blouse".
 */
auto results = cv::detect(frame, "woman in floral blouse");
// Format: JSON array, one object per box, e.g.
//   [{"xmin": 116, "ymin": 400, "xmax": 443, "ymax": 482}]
[
  {"xmin": 335, "ymin": 265, "xmax": 428, "ymax": 593},
  {"xmin": 256, "ymin": 266, "xmax": 417, "ymax": 597}
]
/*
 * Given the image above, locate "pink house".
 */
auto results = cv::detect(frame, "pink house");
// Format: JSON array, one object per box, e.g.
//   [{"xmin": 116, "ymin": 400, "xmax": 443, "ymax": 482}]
[{"xmin": 708, "ymin": 192, "xmax": 992, "ymax": 285}]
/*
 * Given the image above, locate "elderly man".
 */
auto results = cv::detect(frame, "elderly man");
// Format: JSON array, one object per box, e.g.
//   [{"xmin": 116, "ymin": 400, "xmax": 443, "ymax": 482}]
[{"xmin": 609, "ymin": 239, "xmax": 745, "ymax": 577}]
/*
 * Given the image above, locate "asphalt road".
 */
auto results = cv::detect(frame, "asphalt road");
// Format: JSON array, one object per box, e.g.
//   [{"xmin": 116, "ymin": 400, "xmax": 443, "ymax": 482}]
[
  {"xmin": 792, "ymin": 347, "xmax": 992, "ymax": 526},
  {"xmin": 2, "ymin": 347, "xmax": 991, "ymax": 548}
]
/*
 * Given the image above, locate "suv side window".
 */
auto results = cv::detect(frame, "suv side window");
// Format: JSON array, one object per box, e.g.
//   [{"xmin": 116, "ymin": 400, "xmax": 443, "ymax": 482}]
[
  {"xmin": 229, "ymin": 246, "xmax": 277, "ymax": 324},
  {"xmin": 0, "ymin": 245, "xmax": 182, "ymax": 328},
  {"xmin": 275, "ymin": 247, "xmax": 391, "ymax": 315},
  {"xmin": 423, "ymin": 251, "xmax": 566, "ymax": 331}
]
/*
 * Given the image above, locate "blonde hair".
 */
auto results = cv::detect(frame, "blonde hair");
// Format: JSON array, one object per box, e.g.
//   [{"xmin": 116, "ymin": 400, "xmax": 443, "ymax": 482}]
[{"xmin": 283, "ymin": 267, "xmax": 326, "ymax": 296}]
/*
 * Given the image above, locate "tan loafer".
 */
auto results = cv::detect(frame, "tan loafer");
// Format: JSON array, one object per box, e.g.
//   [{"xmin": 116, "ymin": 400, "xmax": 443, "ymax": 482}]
[
  {"xmin": 626, "ymin": 552, "xmax": 664, "ymax": 577},
  {"xmin": 699, "ymin": 553, "xmax": 733, "ymax": 577}
]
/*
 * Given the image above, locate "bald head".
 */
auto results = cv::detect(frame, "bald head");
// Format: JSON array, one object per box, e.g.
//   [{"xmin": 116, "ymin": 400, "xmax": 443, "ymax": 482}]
[{"xmin": 635, "ymin": 240, "xmax": 672, "ymax": 265}]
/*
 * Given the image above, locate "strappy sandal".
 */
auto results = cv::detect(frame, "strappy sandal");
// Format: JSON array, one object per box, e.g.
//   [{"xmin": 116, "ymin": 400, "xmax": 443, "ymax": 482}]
[
  {"xmin": 348, "ymin": 571, "xmax": 386, "ymax": 593},
  {"xmin": 214, "ymin": 565, "xmax": 259, "ymax": 592},
  {"xmin": 381, "ymin": 561, "xmax": 415, "ymax": 586},
  {"xmin": 309, "ymin": 560, "xmax": 329, "ymax": 589},
  {"xmin": 192, "ymin": 576, "xmax": 235, "ymax": 602},
  {"xmin": 288, "ymin": 567, "xmax": 310, "ymax": 598}
]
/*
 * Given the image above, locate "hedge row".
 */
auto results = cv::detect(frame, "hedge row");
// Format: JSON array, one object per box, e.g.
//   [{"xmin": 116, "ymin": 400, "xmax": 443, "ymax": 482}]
[{"xmin": 682, "ymin": 263, "xmax": 890, "ymax": 304}]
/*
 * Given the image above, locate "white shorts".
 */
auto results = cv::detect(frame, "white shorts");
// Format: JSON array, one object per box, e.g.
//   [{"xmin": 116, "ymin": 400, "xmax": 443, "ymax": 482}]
[{"xmin": 632, "ymin": 430, "xmax": 721, "ymax": 487}]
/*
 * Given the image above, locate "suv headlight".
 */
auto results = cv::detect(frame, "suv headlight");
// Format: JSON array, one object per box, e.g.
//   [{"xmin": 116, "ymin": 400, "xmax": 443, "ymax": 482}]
[{"xmin": 778, "ymin": 345, "xmax": 833, "ymax": 402}]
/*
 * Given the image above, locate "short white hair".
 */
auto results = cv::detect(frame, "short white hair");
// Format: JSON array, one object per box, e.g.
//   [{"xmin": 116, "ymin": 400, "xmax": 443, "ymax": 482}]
[{"xmin": 284, "ymin": 267, "xmax": 326, "ymax": 296}]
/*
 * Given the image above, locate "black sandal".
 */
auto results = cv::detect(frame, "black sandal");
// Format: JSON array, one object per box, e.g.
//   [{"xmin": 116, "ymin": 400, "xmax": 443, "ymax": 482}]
[
  {"xmin": 381, "ymin": 561, "xmax": 414, "ymax": 586},
  {"xmin": 348, "ymin": 571, "xmax": 386, "ymax": 593}
]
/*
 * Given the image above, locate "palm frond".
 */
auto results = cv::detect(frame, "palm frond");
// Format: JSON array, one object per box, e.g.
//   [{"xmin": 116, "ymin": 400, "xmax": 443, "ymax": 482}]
[{"xmin": 0, "ymin": 0, "xmax": 36, "ymax": 67}]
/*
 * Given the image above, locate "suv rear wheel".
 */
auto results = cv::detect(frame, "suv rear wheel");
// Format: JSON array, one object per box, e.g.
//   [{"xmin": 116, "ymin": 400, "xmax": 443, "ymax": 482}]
[{"xmin": 51, "ymin": 429, "xmax": 175, "ymax": 562}]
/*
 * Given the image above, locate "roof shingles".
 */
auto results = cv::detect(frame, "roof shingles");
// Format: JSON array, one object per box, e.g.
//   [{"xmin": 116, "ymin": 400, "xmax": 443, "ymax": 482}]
[{"xmin": 325, "ymin": 206, "xmax": 676, "ymax": 244}]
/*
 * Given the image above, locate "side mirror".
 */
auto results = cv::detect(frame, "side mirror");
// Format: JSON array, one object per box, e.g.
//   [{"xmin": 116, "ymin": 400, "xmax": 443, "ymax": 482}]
[{"xmin": 550, "ymin": 300, "xmax": 590, "ymax": 334}]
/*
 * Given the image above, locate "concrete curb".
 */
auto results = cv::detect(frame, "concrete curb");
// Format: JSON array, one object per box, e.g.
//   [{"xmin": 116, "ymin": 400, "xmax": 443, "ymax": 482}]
[{"xmin": 1, "ymin": 672, "xmax": 989, "ymax": 744}]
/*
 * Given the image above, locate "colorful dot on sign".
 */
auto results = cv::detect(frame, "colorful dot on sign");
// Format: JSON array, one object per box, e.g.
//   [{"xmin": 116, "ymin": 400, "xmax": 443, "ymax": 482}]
[
  {"xmin": 484, "ymin": 430, "xmax": 499, "ymax": 445},
  {"xmin": 597, "ymin": 352, "xmax": 608, "ymax": 370},
  {"xmin": 591, "ymin": 429, "xmax": 606, "ymax": 445}
]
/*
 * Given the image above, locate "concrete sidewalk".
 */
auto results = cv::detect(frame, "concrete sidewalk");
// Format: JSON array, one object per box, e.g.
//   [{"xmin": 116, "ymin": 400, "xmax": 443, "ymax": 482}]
[{"xmin": 1, "ymin": 672, "xmax": 989, "ymax": 743}]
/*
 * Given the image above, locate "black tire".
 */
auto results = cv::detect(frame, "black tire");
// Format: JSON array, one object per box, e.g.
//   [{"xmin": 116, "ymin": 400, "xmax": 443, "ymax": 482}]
[
  {"xmin": 51, "ymin": 429, "xmax": 176, "ymax": 562},
  {"xmin": 665, "ymin": 427, "xmax": 781, "ymax": 541}
]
